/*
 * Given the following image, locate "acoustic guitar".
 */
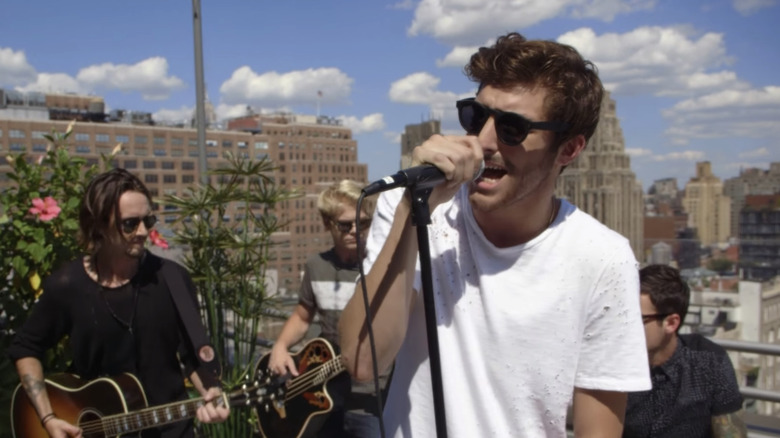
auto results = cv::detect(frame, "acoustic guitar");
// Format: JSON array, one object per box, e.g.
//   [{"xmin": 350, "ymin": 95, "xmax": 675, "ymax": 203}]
[
  {"xmin": 254, "ymin": 337, "xmax": 348, "ymax": 438},
  {"xmin": 11, "ymin": 372, "xmax": 266, "ymax": 438}
]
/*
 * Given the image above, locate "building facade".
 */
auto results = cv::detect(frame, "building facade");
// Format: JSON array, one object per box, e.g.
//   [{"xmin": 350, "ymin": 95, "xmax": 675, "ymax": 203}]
[
  {"xmin": 555, "ymin": 90, "xmax": 644, "ymax": 260},
  {"xmin": 0, "ymin": 89, "xmax": 368, "ymax": 295},
  {"xmin": 739, "ymin": 195, "xmax": 780, "ymax": 281},
  {"xmin": 681, "ymin": 161, "xmax": 731, "ymax": 246},
  {"xmin": 724, "ymin": 163, "xmax": 780, "ymax": 239},
  {"xmin": 400, "ymin": 119, "xmax": 440, "ymax": 169}
]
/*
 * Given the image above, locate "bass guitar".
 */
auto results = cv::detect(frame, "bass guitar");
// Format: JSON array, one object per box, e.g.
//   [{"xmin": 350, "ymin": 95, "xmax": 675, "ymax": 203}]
[
  {"xmin": 11, "ymin": 372, "xmax": 266, "ymax": 438},
  {"xmin": 254, "ymin": 337, "xmax": 348, "ymax": 438}
]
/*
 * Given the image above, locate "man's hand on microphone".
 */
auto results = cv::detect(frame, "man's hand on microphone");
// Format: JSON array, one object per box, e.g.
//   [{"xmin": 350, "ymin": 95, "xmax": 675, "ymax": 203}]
[{"xmin": 411, "ymin": 134, "xmax": 483, "ymax": 209}]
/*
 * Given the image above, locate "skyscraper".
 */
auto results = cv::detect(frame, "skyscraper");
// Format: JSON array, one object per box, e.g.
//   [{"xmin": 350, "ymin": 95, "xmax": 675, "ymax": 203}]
[
  {"xmin": 723, "ymin": 163, "xmax": 780, "ymax": 238},
  {"xmin": 400, "ymin": 119, "xmax": 440, "ymax": 169},
  {"xmin": 681, "ymin": 162, "xmax": 731, "ymax": 246},
  {"xmin": 555, "ymin": 90, "xmax": 644, "ymax": 260}
]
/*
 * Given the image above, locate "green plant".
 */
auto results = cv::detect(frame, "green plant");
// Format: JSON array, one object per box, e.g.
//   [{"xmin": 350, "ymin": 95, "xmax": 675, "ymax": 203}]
[
  {"xmin": 0, "ymin": 122, "xmax": 116, "ymax": 436},
  {"xmin": 162, "ymin": 152, "xmax": 298, "ymax": 436}
]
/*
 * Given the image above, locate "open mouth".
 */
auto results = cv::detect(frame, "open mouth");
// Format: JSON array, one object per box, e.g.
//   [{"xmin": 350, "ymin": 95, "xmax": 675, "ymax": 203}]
[{"xmin": 478, "ymin": 163, "xmax": 508, "ymax": 182}]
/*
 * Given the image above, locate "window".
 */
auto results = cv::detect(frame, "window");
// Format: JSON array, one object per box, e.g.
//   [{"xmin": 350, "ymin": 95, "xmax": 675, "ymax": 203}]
[
  {"xmin": 171, "ymin": 149, "xmax": 183, "ymax": 157},
  {"xmin": 182, "ymin": 175, "xmax": 194, "ymax": 184},
  {"xmin": 237, "ymin": 141, "xmax": 247, "ymax": 148},
  {"xmin": 31, "ymin": 131, "xmax": 47, "ymax": 139},
  {"xmin": 32, "ymin": 144, "xmax": 47, "ymax": 152},
  {"xmin": 143, "ymin": 160, "xmax": 157, "ymax": 169},
  {"xmin": 76, "ymin": 145, "xmax": 91, "ymax": 154},
  {"xmin": 182, "ymin": 161, "xmax": 195, "ymax": 170},
  {"xmin": 171, "ymin": 137, "xmax": 183, "ymax": 146},
  {"xmin": 10, "ymin": 130, "xmax": 26, "ymax": 139},
  {"xmin": 255, "ymin": 141, "xmax": 268, "ymax": 150},
  {"xmin": 222, "ymin": 140, "xmax": 232, "ymax": 148},
  {"xmin": 75, "ymin": 133, "xmax": 89, "ymax": 142},
  {"xmin": 188, "ymin": 138, "xmax": 198, "ymax": 147},
  {"xmin": 207, "ymin": 151, "xmax": 218, "ymax": 157},
  {"xmin": 96, "ymin": 134, "xmax": 110, "ymax": 143},
  {"xmin": 162, "ymin": 161, "xmax": 175, "ymax": 170},
  {"xmin": 135, "ymin": 148, "xmax": 148, "ymax": 156},
  {"xmin": 255, "ymin": 153, "xmax": 268, "ymax": 160},
  {"xmin": 153, "ymin": 149, "xmax": 166, "ymax": 157},
  {"xmin": 135, "ymin": 135, "xmax": 148, "ymax": 144},
  {"xmin": 154, "ymin": 136, "xmax": 166, "ymax": 145},
  {"xmin": 163, "ymin": 175, "xmax": 177, "ymax": 183},
  {"xmin": 10, "ymin": 143, "xmax": 26, "ymax": 151},
  {"xmin": 125, "ymin": 160, "xmax": 138, "ymax": 169},
  {"xmin": 116, "ymin": 134, "xmax": 130, "ymax": 143},
  {"xmin": 144, "ymin": 174, "xmax": 158, "ymax": 183},
  {"xmin": 189, "ymin": 150, "xmax": 199, "ymax": 157},
  {"xmin": 206, "ymin": 140, "xmax": 217, "ymax": 147}
]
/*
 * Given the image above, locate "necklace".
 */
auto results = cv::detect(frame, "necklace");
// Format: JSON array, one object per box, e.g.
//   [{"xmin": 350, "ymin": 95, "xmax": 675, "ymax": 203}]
[{"xmin": 100, "ymin": 283, "xmax": 139, "ymax": 334}]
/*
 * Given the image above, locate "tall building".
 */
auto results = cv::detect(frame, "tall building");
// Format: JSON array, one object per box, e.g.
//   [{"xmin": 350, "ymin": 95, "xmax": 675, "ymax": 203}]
[
  {"xmin": 400, "ymin": 119, "xmax": 440, "ymax": 169},
  {"xmin": 724, "ymin": 163, "xmax": 780, "ymax": 238},
  {"xmin": 681, "ymin": 162, "xmax": 731, "ymax": 246},
  {"xmin": 739, "ymin": 194, "xmax": 780, "ymax": 281},
  {"xmin": 0, "ymin": 89, "xmax": 368, "ymax": 294},
  {"xmin": 555, "ymin": 90, "xmax": 644, "ymax": 260}
]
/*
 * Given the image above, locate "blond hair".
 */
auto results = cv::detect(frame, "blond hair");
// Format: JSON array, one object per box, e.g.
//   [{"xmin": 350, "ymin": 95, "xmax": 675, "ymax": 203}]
[{"xmin": 317, "ymin": 179, "xmax": 375, "ymax": 221}]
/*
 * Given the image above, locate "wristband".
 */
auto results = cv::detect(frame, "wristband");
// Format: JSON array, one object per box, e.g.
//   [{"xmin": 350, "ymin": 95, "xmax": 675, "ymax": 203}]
[{"xmin": 40, "ymin": 412, "xmax": 56, "ymax": 426}]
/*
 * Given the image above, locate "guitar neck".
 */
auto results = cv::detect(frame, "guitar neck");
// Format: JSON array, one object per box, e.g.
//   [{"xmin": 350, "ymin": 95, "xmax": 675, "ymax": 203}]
[
  {"xmin": 98, "ymin": 396, "xmax": 209, "ymax": 435},
  {"xmin": 284, "ymin": 355, "xmax": 345, "ymax": 401}
]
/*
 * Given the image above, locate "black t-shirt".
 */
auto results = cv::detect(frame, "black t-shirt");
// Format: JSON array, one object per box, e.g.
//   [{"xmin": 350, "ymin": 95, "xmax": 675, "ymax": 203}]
[{"xmin": 7, "ymin": 253, "xmax": 201, "ymax": 437}]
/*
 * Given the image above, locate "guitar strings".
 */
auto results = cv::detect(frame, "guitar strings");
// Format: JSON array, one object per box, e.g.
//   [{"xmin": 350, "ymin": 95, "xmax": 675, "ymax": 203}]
[
  {"xmin": 72, "ymin": 386, "xmax": 251, "ymax": 435},
  {"xmin": 282, "ymin": 356, "xmax": 345, "ymax": 400}
]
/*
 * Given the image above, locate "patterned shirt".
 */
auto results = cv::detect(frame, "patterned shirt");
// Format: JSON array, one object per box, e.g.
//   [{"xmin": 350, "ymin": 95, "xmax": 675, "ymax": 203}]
[{"xmin": 623, "ymin": 334, "xmax": 743, "ymax": 438}]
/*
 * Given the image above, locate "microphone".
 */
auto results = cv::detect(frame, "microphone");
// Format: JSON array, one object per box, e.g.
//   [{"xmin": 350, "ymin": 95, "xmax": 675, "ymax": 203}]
[{"xmin": 362, "ymin": 160, "xmax": 485, "ymax": 196}]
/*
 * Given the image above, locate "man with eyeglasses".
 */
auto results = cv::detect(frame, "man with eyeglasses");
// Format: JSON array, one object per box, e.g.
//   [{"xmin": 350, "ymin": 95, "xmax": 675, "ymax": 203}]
[
  {"xmin": 8, "ymin": 168, "xmax": 229, "ymax": 437},
  {"xmin": 623, "ymin": 264, "xmax": 746, "ymax": 438},
  {"xmin": 339, "ymin": 32, "xmax": 650, "ymax": 438},
  {"xmin": 269, "ymin": 179, "xmax": 388, "ymax": 438}
]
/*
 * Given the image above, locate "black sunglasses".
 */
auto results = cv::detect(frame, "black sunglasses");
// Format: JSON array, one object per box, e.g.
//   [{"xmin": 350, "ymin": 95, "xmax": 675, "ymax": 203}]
[
  {"xmin": 121, "ymin": 214, "xmax": 157, "ymax": 234},
  {"xmin": 332, "ymin": 218, "xmax": 371, "ymax": 233},
  {"xmin": 641, "ymin": 313, "xmax": 670, "ymax": 324},
  {"xmin": 456, "ymin": 98, "xmax": 569, "ymax": 146}
]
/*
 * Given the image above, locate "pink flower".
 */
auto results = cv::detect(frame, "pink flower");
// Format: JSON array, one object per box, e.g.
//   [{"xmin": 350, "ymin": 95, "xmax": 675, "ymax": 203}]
[
  {"xmin": 149, "ymin": 229, "xmax": 169, "ymax": 249},
  {"xmin": 29, "ymin": 197, "xmax": 61, "ymax": 221}
]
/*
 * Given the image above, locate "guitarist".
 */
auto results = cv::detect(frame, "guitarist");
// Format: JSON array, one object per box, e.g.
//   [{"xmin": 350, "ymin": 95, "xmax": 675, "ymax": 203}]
[
  {"xmin": 268, "ymin": 180, "xmax": 389, "ymax": 438},
  {"xmin": 7, "ymin": 168, "xmax": 230, "ymax": 437}
]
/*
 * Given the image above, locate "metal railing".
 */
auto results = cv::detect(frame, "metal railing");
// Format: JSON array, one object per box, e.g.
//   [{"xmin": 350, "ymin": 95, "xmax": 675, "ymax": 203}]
[{"xmin": 710, "ymin": 338, "xmax": 780, "ymax": 404}]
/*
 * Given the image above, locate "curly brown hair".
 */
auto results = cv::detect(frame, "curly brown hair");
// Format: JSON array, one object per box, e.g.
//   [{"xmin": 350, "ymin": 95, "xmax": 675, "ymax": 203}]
[{"xmin": 465, "ymin": 32, "xmax": 604, "ymax": 147}]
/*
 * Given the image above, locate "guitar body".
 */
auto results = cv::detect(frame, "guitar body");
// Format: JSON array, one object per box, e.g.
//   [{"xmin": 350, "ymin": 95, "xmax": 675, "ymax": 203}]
[
  {"xmin": 11, "ymin": 373, "xmax": 148, "ymax": 438},
  {"xmin": 254, "ymin": 338, "xmax": 348, "ymax": 438}
]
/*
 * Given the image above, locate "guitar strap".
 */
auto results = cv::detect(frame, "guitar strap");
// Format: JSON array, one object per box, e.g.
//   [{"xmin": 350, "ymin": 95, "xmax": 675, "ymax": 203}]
[{"xmin": 160, "ymin": 261, "xmax": 222, "ymax": 389}]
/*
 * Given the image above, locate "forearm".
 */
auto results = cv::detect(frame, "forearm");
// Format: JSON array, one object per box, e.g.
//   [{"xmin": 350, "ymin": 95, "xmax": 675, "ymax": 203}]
[
  {"xmin": 15, "ymin": 357, "xmax": 53, "ymax": 418},
  {"xmin": 340, "ymin": 194, "xmax": 418, "ymax": 381},
  {"xmin": 273, "ymin": 309, "xmax": 312, "ymax": 351},
  {"xmin": 712, "ymin": 411, "xmax": 747, "ymax": 438},
  {"xmin": 573, "ymin": 388, "xmax": 626, "ymax": 438}
]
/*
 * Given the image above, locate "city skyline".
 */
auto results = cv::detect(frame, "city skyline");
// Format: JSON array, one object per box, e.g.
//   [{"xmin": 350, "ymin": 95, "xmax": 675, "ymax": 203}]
[{"xmin": 1, "ymin": 0, "xmax": 778, "ymax": 190}]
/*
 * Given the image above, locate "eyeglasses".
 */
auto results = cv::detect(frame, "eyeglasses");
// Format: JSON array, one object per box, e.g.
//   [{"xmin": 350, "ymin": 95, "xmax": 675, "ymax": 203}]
[
  {"xmin": 456, "ymin": 98, "xmax": 569, "ymax": 146},
  {"xmin": 641, "ymin": 313, "xmax": 670, "ymax": 324},
  {"xmin": 120, "ymin": 214, "xmax": 157, "ymax": 234},
  {"xmin": 332, "ymin": 218, "xmax": 371, "ymax": 233}
]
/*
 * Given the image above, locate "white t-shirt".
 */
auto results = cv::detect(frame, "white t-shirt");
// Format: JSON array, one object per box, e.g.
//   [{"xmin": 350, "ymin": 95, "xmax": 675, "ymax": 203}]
[{"xmin": 364, "ymin": 187, "xmax": 651, "ymax": 438}]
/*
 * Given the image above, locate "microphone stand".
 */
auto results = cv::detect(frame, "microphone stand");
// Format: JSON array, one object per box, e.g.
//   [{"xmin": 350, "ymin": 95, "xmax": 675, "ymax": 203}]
[{"xmin": 408, "ymin": 184, "xmax": 448, "ymax": 438}]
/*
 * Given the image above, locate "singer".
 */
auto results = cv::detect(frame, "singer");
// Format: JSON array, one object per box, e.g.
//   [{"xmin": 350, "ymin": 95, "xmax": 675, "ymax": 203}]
[{"xmin": 339, "ymin": 32, "xmax": 650, "ymax": 438}]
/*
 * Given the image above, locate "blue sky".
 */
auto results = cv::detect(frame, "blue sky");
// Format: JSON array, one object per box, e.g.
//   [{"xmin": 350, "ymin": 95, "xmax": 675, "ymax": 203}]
[{"xmin": 1, "ymin": 0, "xmax": 778, "ymax": 190}]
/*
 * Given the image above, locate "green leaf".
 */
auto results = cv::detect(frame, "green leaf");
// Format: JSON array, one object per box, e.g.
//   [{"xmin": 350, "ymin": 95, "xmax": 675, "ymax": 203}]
[{"xmin": 26, "ymin": 242, "xmax": 48, "ymax": 263}]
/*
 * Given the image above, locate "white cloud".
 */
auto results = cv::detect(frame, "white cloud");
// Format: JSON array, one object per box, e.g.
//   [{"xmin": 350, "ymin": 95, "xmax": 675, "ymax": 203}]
[
  {"xmin": 389, "ymin": 72, "xmax": 476, "ymax": 125},
  {"xmin": 408, "ymin": 0, "xmax": 655, "ymax": 45},
  {"xmin": 626, "ymin": 147, "xmax": 653, "ymax": 157},
  {"xmin": 338, "ymin": 113, "xmax": 386, "ymax": 134},
  {"xmin": 558, "ymin": 26, "xmax": 747, "ymax": 97},
  {"xmin": 220, "ymin": 66, "xmax": 353, "ymax": 108},
  {"xmin": 436, "ymin": 45, "xmax": 482, "ymax": 68},
  {"xmin": 0, "ymin": 47, "xmax": 37, "ymax": 86},
  {"xmin": 16, "ymin": 72, "xmax": 88, "ymax": 95},
  {"xmin": 153, "ymin": 106, "xmax": 194, "ymax": 124},
  {"xmin": 662, "ymin": 86, "xmax": 780, "ymax": 142},
  {"xmin": 215, "ymin": 103, "xmax": 255, "ymax": 121},
  {"xmin": 738, "ymin": 147, "xmax": 769, "ymax": 158},
  {"xmin": 732, "ymin": 0, "xmax": 777, "ymax": 15},
  {"xmin": 76, "ymin": 57, "xmax": 185, "ymax": 100},
  {"xmin": 383, "ymin": 131, "xmax": 401, "ymax": 144},
  {"xmin": 634, "ymin": 150, "xmax": 706, "ymax": 162}
]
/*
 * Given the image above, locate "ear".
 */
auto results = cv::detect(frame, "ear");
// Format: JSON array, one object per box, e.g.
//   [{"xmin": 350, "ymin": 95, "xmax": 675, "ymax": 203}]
[
  {"xmin": 664, "ymin": 314, "xmax": 681, "ymax": 334},
  {"xmin": 556, "ymin": 134, "xmax": 586, "ymax": 167}
]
